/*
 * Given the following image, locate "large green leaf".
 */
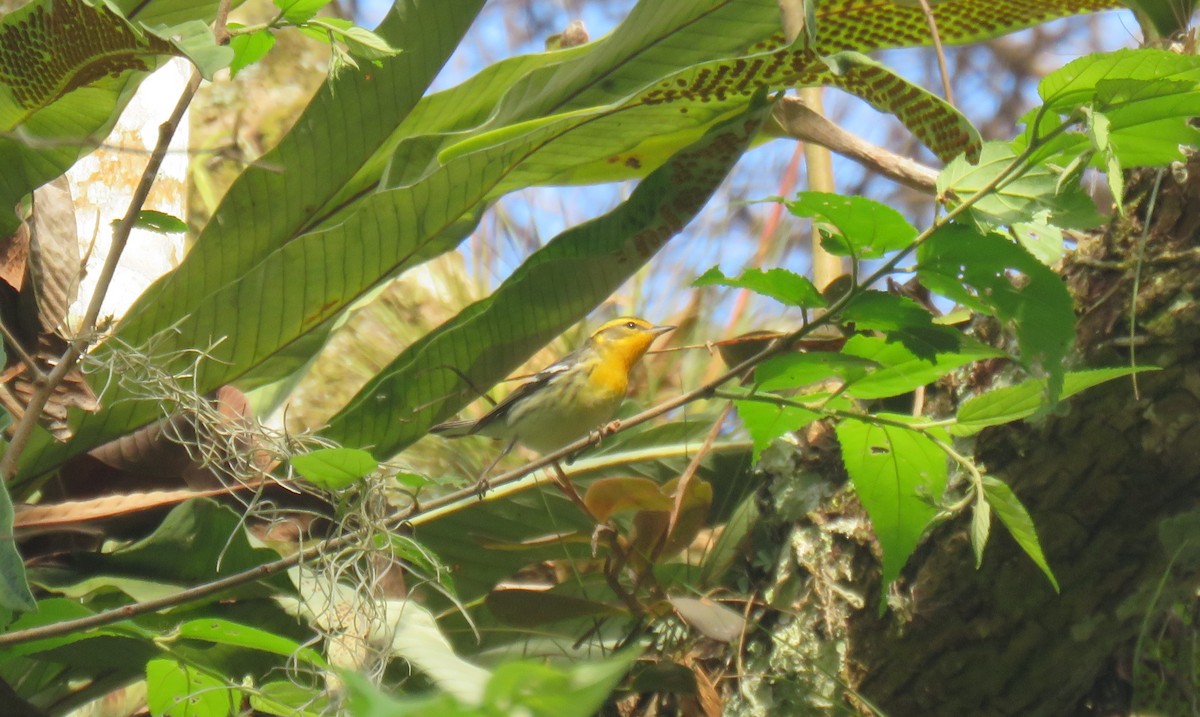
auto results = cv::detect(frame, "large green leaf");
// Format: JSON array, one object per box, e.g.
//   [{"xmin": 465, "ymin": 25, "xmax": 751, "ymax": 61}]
[{"xmin": 322, "ymin": 102, "xmax": 767, "ymax": 456}]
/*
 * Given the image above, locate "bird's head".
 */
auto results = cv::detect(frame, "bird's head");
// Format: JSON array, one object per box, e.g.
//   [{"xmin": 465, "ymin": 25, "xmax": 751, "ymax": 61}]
[{"xmin": 587, "ymin": 317, "xmax": 674, "ymax": 371}]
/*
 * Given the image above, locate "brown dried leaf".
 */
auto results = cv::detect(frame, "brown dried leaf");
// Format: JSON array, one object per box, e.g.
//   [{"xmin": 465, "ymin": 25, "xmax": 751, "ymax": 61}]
[{"xmin": 26, "ymin": 177, "xmax": 82, "ymax": 336}]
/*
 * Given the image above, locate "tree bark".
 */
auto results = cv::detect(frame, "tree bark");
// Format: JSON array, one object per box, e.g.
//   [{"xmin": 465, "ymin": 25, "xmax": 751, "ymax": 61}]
[{"xmin": 733, "ymin": 162, "xmax": 1200, "ymax": 716}]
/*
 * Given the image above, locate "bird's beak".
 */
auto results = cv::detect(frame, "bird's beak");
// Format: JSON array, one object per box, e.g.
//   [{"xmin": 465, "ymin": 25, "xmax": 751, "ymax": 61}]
[{"xmin": 651, "ymin": 325, "xmax": 676, "ymax": 337}]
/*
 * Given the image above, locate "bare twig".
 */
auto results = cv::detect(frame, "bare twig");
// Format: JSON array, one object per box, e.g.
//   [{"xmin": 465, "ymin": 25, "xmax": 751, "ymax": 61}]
[
  {"xmin": 916, "ymin": 0, "xmax": 955, "ymax": 106},
  {"xmin": 769, "ymin": 98, "xmax": 939, "ymax": 194}
]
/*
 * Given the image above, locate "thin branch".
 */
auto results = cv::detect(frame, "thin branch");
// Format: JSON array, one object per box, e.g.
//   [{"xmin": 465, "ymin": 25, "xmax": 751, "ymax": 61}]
[
  {"xmin": 769, "ymin": 98, "xmax": 939, "ymax": 194},
  {"xmin": 0, "ymin": 109, "xmax": 1058, "ymax": 649},
  {"xmin": 916, "ymin": 0, "xmax": 956, "ymax": 106}
]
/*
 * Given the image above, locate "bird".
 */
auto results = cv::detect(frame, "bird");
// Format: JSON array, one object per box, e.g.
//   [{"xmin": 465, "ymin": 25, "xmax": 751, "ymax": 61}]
[{"xmin": 430, "ymin": 317, "xmax": 674, "ymax": 484}]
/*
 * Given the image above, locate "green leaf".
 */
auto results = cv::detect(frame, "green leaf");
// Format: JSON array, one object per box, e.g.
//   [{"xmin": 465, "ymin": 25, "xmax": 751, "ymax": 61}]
[
  {"xmin": 174, "ymin": 618, "xmax": 328, "ymax": 670},
  {"xmin": 0, "ymin": 448, "xmax": 34, "ymax": 611},
  {"xmin": 982, "ymin": 476, "xmax": 1058, "ymax": 591},
  {"xmin": 254, "ymin": 684, "xmax": 328, "ymax": 717},
  {"xmin": 15, "ymin": 0, "xmax": 486, "ymax": 482},
  {"xmin": 228, "ymin": 29, "xmax": 276, "ymax": 79},
  {"xmin": 0, "ymin": 598, "xmax": 150, "ymax": 657},
  {"xmin": 735, "ymin": 398, "xmax": 820, "ymax": 463},
  {"xmin": 147, "ymin": 20, "xmax": 233, "ymax": 80},
  {"xmin": 951, "ymin": 367, "xmax": 1156, "ymax": 436},
  {"xmin": 755, "ymin": 351, "xmax": 876, "ymax": 392},
  {"xmin": 971, "ymin": 497, "xmax": 991, "ymax": 569},
  {"xmin": 291, "ymin": 447, "xmax": 378, "ymax": 489},
  {"xmin": 937, "ymin": 142, "xmax": 1103, "ymax": 232},
  {"xmin": 1028, "ymin": 49, "xmax": 1200, "ymax": 168},
  {"xmin": 784, "ymin": 192, "xmax": 918, "ymax": 259},
  {"xmin": 841, "ymin": 334, "xmax": 1006, "ymax": 400},
  {"xmin": 484, "ymin": 648, "xmax": 640, "ymax": 717},
  {"xmin": 1010, "ymin": 214, "xmax": 1065, "ymax": 265},
  {"xmin": 273, "ymin": 0, "xmax": 332, "ymax": 24},
  {"xmin": 918, "ymin": 225, "xmax": 1075, "ymax": 403},
  {"xmin": 839, "ymin": 291, "xmax": 964, "ymax": 360},
  {"xmin": 836, "ymin": 416, "xmax": 948, "ymax": 604},
  {"xmin": 693, "ymin": 266, "xmax": 826, "ymax": 308},
  {"xmin": 249, "ymin": 681, "xmax": 328, "ymax": 717},
  {"xmin": 133, "ymin": 210, "xmax": 188, "ymax": 235},
  {"xmin": 146, "ymin": 657, "xmax": 237, "ymax": 717},
  {"xmin": 308, "ymin": 18, "xmax": 401, "ymax": 61}
]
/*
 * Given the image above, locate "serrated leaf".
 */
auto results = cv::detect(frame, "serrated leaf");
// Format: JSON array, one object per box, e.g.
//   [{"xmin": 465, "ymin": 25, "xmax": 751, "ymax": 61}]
[
  {"xmin": 273, "ymin": 0, "xmax": 332, "ymax": 24},
  {"xmin": 735, "ymin": 398, "xmax": 820, "ymax": 463},
  {"xmin": 291, "ymin": 447, "xmax": 378, "ymax": 489},
  {"xmin": 982, "ymin": 476, "xmax": 1058, "ymax": 591},
  {"xmin": 836, "ymin": 416, "xmax": 948, "ymax": 605},
  {"xmin": 951, "ymin": 367, "xmax": 1157, "ymax": 435},
  {"xmin": 918, "ymin": 225, "xmax": 1075, "ymax": 403},
  {"xmin": 756, "ymin": 351, "xmax": 876, "ymax": 392},
  {"xmin": 1010, "ymin": 215, "xmax": 1064, "ymax": 265},
  {"xmin": 839, "ymin": 291, "xmax": 964, "ymax": 360},
  {"xmin": 785, "ymin": 192, "xmax": 918, "ymax": 259},
  {"xmin": 228, "ymin": 29, "xmax": 276, "ymax": 78},
  {"xmin": 133, "ymin": 210, "xmax": 188, "ymax": 234},
  {"xmin": 309, "ymin": 18, "xmax": 401, "ymax": 61},
  {"xmin": 971, "ymin": 497, "xmax": 991, "ymax": 569},
  {"xmin": 938, "ymin": 142, "xmax": 1103, "ymax": 232},
  {"xmin": 841, "ymin": 334, "xmax": 1006, "ymax": 400},
  {"xmin": 693, "ymin": 266, "xmax": 826, "ymax": 308}
]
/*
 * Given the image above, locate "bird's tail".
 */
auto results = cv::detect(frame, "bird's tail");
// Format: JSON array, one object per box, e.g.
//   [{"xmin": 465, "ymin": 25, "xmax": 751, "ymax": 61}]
[{"xmin": 428, "ymin": 419, "xmax": 476, "ymax": 438}]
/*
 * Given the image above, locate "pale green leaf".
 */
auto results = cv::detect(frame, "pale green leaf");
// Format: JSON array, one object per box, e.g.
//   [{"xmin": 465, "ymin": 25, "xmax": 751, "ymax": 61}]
[
  {"xmin": 693, "ymin": 266, "xmax": 825, "ymax": 308},
  {"xmin": 951, "ymin": 367, "xmax": 1158, "ymax": 435},
  {"xmin": 291, "ymin": 447, "xmax": 378, "ymax": 489},
  {"xmin": 785, "ymin": 191, "xmax": 918, "ymax": 259}
]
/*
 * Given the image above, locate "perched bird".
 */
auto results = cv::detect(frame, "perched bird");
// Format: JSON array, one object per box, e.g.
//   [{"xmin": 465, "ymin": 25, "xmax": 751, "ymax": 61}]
[{"xmin": 430, "ymin": 317, "xmax": 674, "ymax": 480}]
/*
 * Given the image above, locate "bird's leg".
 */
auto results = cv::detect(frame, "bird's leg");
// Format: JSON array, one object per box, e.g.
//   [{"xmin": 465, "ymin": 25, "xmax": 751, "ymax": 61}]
[
  {"xmin": 568, "ymin": 419, "xmax": 624, "ymax": 464},
  {"xmin": 474, "ymin": 438, "xmax": 516, "ymax": 498}
]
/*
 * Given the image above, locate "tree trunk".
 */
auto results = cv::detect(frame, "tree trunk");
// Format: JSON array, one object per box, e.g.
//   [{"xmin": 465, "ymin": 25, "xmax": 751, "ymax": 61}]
[{"xmin": 734, "ymin": 162, "xmax": 1200, "ymax": 716}]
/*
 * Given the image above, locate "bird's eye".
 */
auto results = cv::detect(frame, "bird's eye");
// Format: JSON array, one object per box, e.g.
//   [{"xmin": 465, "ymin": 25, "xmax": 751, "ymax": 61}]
[{"xmin": 625, "ymin": 321, "xmax": 637, "ymax": 329}]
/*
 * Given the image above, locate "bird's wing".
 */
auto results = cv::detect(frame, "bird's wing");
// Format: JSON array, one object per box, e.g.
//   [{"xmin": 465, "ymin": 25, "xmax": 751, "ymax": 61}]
[{"xmin": 466, "ymin": 355, "xmax": 576, "ymax": 435}]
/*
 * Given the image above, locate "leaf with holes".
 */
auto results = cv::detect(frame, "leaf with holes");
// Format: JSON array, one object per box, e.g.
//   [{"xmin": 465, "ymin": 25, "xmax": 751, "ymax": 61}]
[
  {"xmin": 836, "ymin": 416, "xmax": 948, "ymax": 605},
  {"xmin": 918, "ymin": 225, "xmax": 1075, "ymax": 404}
]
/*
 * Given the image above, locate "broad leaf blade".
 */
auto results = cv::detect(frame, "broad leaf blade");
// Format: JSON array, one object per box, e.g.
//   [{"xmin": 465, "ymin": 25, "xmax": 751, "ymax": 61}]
[{"xmin": 836, "ymin": 416, "xmax": 948, "ymax": 604}]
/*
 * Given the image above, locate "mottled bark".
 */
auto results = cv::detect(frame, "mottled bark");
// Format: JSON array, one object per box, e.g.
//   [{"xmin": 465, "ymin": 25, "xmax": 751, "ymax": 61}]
[
  {"xmin": 857, "ymin": 163, "xmax": 1200, "ymax": 716},
  {"xmin": 734, "ymin": 162, "xmax": 1200, "ymax": 716}
]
